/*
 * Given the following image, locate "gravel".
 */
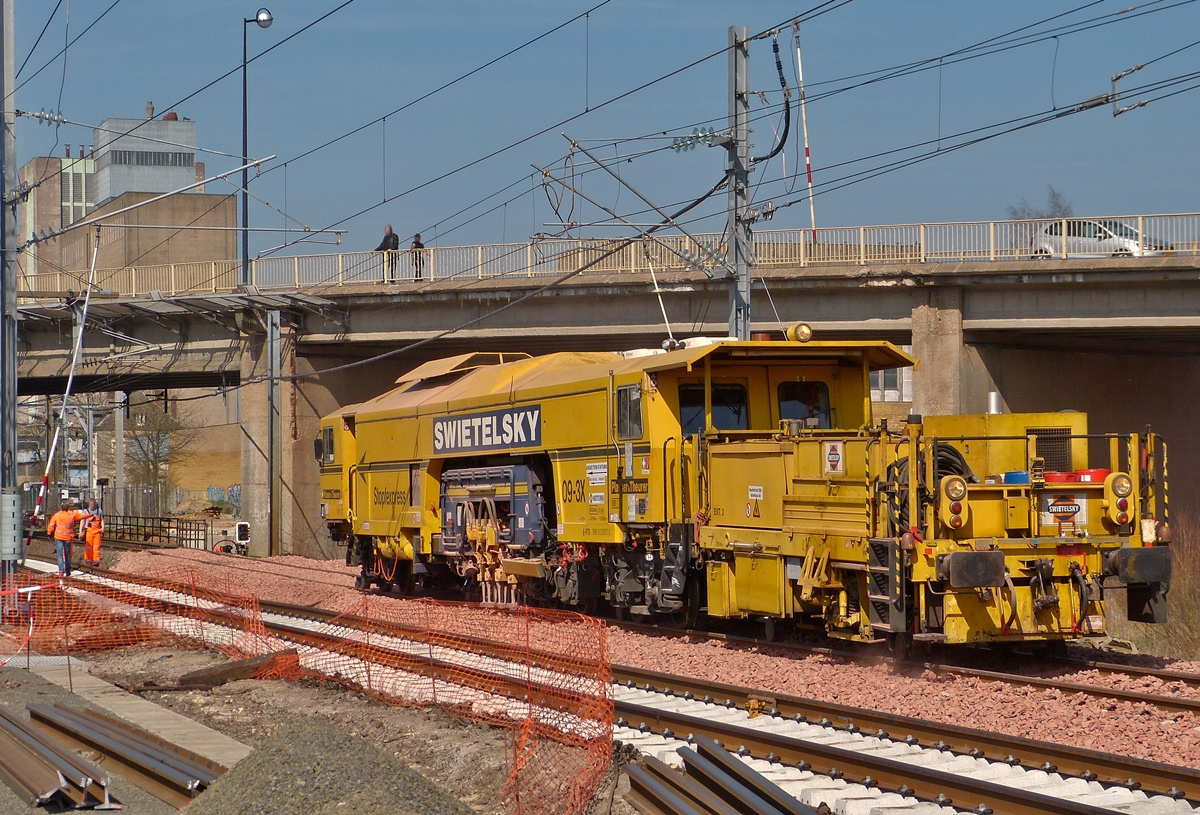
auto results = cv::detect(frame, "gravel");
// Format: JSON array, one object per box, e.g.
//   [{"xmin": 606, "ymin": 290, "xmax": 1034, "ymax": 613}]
[
  {"xmin": 85, "ymin": 648, "xmax": 511, "ymax": 814},
  {"xmin": 185, "ymin": 716, "xmax": 476, "ymax": 815},
  {"xmin": 109, "ymin": 549, "xmax": 1200, "ymax": 769},
  {"xmin": 607, "ymin": 629, "xmax": 1200, "ymax": 768}
]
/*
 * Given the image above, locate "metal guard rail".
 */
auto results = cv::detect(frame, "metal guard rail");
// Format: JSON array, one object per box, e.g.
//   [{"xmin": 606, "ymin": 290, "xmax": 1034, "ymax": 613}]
[
  {"xmin": 19, "ymin": 211, "xmax": 1200, "ymax": 298},
  {"xmin": 103, "ymin": 515, "xmax": 212, "ymax": 550}
]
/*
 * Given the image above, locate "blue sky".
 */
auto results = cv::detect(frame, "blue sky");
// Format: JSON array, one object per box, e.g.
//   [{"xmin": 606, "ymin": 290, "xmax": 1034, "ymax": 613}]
[{"xmin": 15, "ymin": 0, "xmax": 1200, "ymax": 257}]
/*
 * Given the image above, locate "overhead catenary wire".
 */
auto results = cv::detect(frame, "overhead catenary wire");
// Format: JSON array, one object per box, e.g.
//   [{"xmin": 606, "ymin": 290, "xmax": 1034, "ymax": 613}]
[
  {"xmin": 9, "ymin": 0, "xmax": 121, "ymax": 98},
  {"xmin": 17, "ymin": 0, "xmax": 65, "ymax": 79},
  {"xmin": 270, "ymin": 173, "xmax": 730, "ymax": 382},
  {"xmin": 262, "ymin": 0, "xmax": 854, "ymax": 257},
  {"xmin": 17, "ymin": 0, "xmax": 359, "ymax": 203},
  {"xmin": 259, "ymin": 0, "xmax": 617, "ymax": 178}
]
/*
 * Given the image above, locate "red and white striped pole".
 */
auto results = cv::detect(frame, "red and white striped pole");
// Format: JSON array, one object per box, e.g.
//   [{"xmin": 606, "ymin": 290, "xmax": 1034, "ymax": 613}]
[
  {"xmin": 25, "ymin": 229, "xmax": 101, "ymax": 553},
  {"xmin": 795, "ymin": 26, "xmax": 817, "ymax": 243}
]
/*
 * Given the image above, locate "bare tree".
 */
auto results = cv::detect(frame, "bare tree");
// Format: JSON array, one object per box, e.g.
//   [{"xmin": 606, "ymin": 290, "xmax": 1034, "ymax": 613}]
[
  {"xmin": 1008, "ymin": 185, "xmax": 1074, "ymax": 220},
  {"xmin": 124, "ymin": 397, "xmax": 205, "ymax": 493}
]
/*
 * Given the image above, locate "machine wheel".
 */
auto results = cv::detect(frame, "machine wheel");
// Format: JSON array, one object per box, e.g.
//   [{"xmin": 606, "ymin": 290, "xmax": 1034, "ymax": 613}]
[
  {"xmin": 1043, "ymin": 640, "xmax": 1070, "ymax": 659},
  {"xmin": 887, "ymin": 632, "xmax": 912, "ymax": 662},
  {"xmin": 683, "ymin": 577, "xmax": 703, "ymax": 630},
  {"xmin": 761, "ymin": 618, "xmax": 778, "ymax": 643}
]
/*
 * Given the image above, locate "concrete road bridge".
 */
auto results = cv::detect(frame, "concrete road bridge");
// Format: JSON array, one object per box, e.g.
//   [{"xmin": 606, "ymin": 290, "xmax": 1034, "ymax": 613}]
[{"xmin": 17, "ymin": 211, "xmax": 1200, "ymax": 557}]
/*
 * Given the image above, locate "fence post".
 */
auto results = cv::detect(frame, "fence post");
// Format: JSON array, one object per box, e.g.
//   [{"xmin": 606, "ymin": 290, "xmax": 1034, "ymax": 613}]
[
  {"xmin": 919, "ymin": 225, "xmax": 926, "ymax": 263},
  {"xmin": 527, "ymin": 243, "xmax": 533, "ymax": 277},
  {"xmin": 338, "ymin": 252, "xmax": 344, "ymax": 285},
  {"xmin": 1061, "ymin": 218, "xmax": 1068, "ymax": 259},
  {"xmin": 859, "ymin": 227, "xmax": 866, "ymax": 264},
  {"xmin": 989, "ymin": 221, "xmax": 996, "ymax": 261},
  {"xmin": 799, "ymin": 229, "xmax": 807, "ymax": 267},
  {"xmin": 170, "ymin": 264, "xmax": 177, "ymax": 296},
  {"xmin": 294, "ymin": 256, "xmax": 300, "ymax": 289},
  {"xmin": 1138, "ymin": 215, "xmax": 1144, "ymax": 256},
  {"xmin": 477, "ymin": 245, "xmax": 483, "ymax": 280}
]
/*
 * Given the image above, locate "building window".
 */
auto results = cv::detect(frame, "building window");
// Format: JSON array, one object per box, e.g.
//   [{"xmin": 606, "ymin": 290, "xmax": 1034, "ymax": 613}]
[{"xmin": 101, "ymin": 150, "xmax": 195, "ymax": 168}]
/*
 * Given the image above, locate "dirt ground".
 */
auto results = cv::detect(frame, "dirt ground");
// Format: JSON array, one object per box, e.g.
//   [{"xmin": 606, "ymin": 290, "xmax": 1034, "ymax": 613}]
[{"xmin": 81, "ymin": 646, "xmax": 631, "ymax": 815}]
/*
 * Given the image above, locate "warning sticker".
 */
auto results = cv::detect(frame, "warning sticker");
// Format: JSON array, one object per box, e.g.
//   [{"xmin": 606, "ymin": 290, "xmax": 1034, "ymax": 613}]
[
  {"xmin": 586, "ymin": 462, "xmax": 608, "ymax": 486},
  {"xmin": 822, "ymin": 441, "xmax": 845, "ymax": 475},
  {"xmin": 748, "ymin": 485, "xmax": 764, "ymax": 500},
  {"xmin": 1040, "ymin": 492, "xmax": 1088, "ymax": 527}
]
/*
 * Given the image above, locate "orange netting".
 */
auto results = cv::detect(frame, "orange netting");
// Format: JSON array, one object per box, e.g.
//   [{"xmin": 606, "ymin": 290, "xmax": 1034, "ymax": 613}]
[{"xmin": 0, "ymin": 569, "xmax": 611, "ymax": 815}]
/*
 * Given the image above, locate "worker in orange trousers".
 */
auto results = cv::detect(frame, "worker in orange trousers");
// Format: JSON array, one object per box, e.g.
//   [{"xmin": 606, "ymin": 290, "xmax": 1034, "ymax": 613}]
[{"xmin": 83, "ymin": 498, "xmax": 104, "ymax": 567}]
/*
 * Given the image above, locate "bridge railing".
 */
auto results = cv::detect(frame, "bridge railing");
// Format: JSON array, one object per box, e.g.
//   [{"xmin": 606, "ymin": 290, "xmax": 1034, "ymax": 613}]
[{"xmin": 18, "ymin": 212, "xmax": 1200, "ymax": 298}]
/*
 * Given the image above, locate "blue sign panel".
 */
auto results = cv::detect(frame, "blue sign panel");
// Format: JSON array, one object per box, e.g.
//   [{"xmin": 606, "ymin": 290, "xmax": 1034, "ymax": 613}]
[{"xmin": 432, "ymin": 405, "xmax": 542, "ymax": 453}]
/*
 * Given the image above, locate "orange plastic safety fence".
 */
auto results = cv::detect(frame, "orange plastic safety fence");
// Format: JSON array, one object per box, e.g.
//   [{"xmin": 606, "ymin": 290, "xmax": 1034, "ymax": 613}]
[{"xmin": 0, "ymin": 569, "xmax": 610, "ymax": 815}]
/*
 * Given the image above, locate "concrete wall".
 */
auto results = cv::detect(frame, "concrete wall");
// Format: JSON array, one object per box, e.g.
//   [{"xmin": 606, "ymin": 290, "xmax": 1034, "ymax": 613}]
[
  {"xmin": 971, "ymin": 346, "xmax": 1200, "ymax": 512},
  {"xmin": 94, "ymin": 117, "xmax": 196, "ymax": 205},
  {"xmin": 55, "ymin": 191, "xmax": 235, "ymax": 273}
]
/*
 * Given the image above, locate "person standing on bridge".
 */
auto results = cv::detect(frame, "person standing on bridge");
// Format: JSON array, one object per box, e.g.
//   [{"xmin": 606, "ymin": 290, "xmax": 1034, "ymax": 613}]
[
  {"xmin": 374, "ymin": 224, "xmax": 400, "ymax": 282},
  {"xmin": 82, "ymin": 498, "xmax": 104, "ymax": 568},
  {"xmin": 46, "ymin": 500, "xmax": 87, "ymax": 577},
  {"xmin": 410, "ymin": 233, "xmax": 426, "ymax": 282}
]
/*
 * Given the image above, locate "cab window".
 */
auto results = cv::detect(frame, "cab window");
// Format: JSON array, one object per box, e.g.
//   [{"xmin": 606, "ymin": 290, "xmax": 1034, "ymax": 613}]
[
  {"xmin": 322, "ymin": 426, "xmax": 335, "ymax": 463},
  {"xmin": 617, "ymin": 384, "xmax": 643, "ymax": 440},
  {"xmin": 679, "ymin": 384, "xmax": 748, "ymax": 435},
  {"xmin": 778, "ymin": 382, "xmax": 831, "ymax": 429}
]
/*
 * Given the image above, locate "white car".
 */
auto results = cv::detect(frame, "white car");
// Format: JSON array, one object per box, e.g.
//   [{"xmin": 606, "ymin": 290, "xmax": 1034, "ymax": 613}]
[{"xmin": 1030, "ymin": 219, "xmax": 1171, "ymax": 259}]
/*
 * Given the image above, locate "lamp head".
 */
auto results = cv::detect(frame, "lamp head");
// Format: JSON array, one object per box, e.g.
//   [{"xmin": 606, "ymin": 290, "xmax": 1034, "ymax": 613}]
[{"xmin": 255, "ymin": 8, "xmax": 273, "ymax": 28}]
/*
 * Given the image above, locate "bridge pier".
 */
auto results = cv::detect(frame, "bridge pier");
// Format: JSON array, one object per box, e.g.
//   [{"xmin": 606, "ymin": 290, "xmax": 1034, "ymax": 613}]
[{"xmin": 910, "ymin": 288, "xmax": 964, "ymax": 416}]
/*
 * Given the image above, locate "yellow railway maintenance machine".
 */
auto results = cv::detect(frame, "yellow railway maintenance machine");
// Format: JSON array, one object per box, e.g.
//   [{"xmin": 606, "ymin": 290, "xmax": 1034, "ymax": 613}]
[{"xmin": 315, "ymin": 333, "xmax": 1172, "ymax": 649}]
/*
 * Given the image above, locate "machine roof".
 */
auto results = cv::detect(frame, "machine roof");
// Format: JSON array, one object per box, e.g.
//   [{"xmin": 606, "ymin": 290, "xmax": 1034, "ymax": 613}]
[
  {"xmin": 333, "ymin": 339, "xmax": 914, "ymax": 423},
  {"xmin": 641, "ymin": 339, "xmax": 915, "ymax": 372}
]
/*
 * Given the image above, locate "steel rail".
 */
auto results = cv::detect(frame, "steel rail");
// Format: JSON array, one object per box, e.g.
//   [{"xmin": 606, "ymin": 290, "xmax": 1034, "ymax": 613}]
[
  {"xmin": 48, "ymin": 569, "xmax": 600, "ymax": 721},
  {"xmin": 612, "ymin": 663, "xmax": 1199, "ymax": 803},
  {"xmin": 610, "ymin": 620, "xmax": 1200, "ymax": 713},
  {"xmin": 0, "ymin": 705, "xmax": 116, "ymax": 808},
  {"xmin": 633, "ymin": 754, "xmax": 747, "ymax": 815},
  {"xmin": 25, "ymin": 560, "xmax": 606, "ymax": 682},
  {"xmin": 616, "ymin": 698, "xmax": 1118, "ymax": 815}
]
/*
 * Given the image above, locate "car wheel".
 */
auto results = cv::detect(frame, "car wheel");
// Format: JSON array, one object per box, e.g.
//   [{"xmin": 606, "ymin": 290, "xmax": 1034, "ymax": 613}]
[
  {"xmin": 1112, "ymin": 250, "xmax": 1132, "ymax": 258},
  {"xmin": 1032, "ymin": 250, "xmax": 1050, "ymax": 260}
]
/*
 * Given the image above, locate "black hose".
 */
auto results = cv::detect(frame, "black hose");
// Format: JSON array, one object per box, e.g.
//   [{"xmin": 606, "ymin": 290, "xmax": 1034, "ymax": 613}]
[
  {"xmin": 750, "ymin": 37, "xmax": 792, "ymax": 165},
  {"xmin": 1071, "ymin": 563, "xmax": 1092, "ymax": 632}
]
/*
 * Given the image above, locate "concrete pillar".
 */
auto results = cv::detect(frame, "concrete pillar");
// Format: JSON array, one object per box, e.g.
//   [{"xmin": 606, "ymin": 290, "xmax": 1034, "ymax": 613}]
[
  {"xmin": 910, "ymin": 287, "xmax": 963, "ymax": 416},
  {"xmin": 240, "ymin": 327, "xmax": 295, "ymax": 557}
]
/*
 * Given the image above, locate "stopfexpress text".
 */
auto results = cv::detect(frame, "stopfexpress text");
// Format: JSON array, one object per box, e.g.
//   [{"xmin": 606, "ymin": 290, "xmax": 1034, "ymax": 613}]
[{"xmin": 432, "ymin": 406, "xmax": 542, "ymax": 453}]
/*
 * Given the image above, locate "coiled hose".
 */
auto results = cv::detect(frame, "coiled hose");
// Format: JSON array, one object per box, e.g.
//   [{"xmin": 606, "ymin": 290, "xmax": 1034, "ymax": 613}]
[{"xmin": 886, "ymin": 443, "xmax": 978, "ymax": 535}]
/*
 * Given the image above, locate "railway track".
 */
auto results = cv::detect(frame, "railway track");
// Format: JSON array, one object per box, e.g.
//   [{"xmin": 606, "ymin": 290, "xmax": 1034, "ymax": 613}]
[
  {"xmin": 20, "ymin": 561, "xmax": 1200, "ymax": 815},
  {"xmin": 612, "ymin": 663, "xmax": 1200, "ymax": 813},
  {"xmin": 610, "ymin": 620, "xmax": 1200, "ymax": 715}
]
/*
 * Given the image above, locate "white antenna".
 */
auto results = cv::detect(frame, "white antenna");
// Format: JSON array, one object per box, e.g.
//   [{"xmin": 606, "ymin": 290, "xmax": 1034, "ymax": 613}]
[{"xmin": 794, "ymin": 24, "xmax": 817, "ymax": 242}]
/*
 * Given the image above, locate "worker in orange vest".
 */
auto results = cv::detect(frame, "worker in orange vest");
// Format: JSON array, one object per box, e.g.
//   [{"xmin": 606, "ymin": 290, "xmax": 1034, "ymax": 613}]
[
  {"xmin": 83, "ymin": 498, "xmax": 104, "ymax": 567},
  {"xmin": 46, "ymin": 500, "xmax": 87, "ymax": 576}
]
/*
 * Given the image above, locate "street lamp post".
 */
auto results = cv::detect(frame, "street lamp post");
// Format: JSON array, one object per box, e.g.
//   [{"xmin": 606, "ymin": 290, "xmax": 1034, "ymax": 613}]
[{"xmin": 241, "ymin": 8, "xmax": 273, "ymax": 288}]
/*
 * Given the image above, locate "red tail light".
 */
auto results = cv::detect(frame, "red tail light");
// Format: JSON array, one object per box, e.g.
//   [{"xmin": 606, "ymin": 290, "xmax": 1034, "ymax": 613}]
[{"xmin": 1056, "ymin": 545, "xmax": 1082, "ymax": 557}]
